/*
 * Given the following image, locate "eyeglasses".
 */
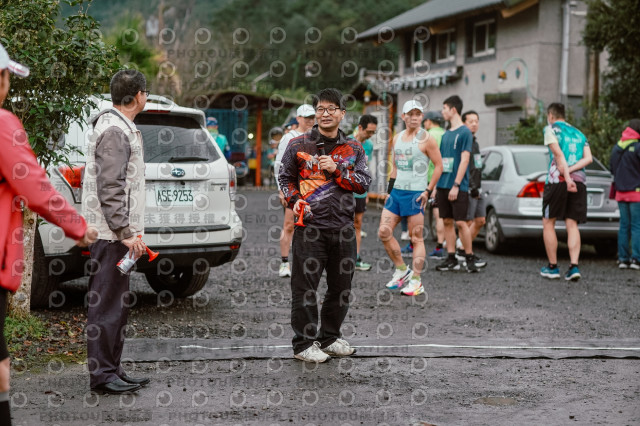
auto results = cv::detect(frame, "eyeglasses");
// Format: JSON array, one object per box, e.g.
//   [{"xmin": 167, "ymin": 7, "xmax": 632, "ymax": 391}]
[{"xmin": 315, "ymin": 106, "xmax": 340, "ymax": 115}]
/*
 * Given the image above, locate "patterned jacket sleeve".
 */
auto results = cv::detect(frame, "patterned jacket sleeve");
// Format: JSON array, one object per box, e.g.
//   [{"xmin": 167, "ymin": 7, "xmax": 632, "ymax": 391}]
[
  {"xmin": 332, "ymin": 143, "xmax": 371, "ymax": 194},
  {"xmin": 277, "ymin": 141, "xmax": 301, "ymax": 208}
]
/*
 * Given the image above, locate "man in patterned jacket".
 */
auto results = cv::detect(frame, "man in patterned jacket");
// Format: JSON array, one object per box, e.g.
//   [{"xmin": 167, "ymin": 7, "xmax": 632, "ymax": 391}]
[{"xmin": 278, "ymin": 88, "xmax": 371, "ymax": 363}]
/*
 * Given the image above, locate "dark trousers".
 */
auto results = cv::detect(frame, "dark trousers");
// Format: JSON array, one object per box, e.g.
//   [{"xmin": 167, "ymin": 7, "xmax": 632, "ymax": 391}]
[
  {"xmin": 290, "ymin": 226, "xmax": 356, "ymax": 354},
  {"xmin": 86, "ymin": 240, "xmax": 131, "ymax": 388}
]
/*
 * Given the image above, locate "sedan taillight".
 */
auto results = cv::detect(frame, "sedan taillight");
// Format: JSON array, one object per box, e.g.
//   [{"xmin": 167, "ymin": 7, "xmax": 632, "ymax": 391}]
[{"xmin": 517, "ymin": 181, "xmax": 545, "ymax": 198}]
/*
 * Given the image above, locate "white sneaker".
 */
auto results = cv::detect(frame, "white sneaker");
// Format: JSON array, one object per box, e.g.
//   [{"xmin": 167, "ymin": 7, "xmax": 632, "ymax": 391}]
[
  {"xmin": 400, "ymin": 231, "xmax": 410, "ymax": 241},
  {"xmin": 400, "ymin": 277, "xmax": 424, "ymax": 296},
  {"xmin": 322, "ymin": 338, "xmax": 356, "ymax": 356},
  {"xmin": 385, "ymin": 267, "xmax": 412, "ymax": 289},
  {"xmin": 294, "ymin": 341, "xmax": 330, "ymax": 363},
  {"xmin": 278, "ymin": 262, "xmax": 291, "ymax": 277}
]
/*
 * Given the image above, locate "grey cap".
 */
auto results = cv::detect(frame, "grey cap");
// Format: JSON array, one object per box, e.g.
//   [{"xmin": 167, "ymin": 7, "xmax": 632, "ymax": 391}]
[{"xmin": 424, "ymin": 111, "xmax": 444, "ymax": 123}]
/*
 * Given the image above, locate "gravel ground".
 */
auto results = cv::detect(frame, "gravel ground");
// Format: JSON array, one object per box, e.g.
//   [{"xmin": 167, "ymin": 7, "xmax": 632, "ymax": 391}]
[{"xmin": 12, "ymin": 188, "xmax": 640, "ymax": 425}]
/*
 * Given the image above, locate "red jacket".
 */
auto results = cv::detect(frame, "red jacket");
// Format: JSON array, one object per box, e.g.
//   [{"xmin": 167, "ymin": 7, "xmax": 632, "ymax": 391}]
[{"xmin": 0, "ymin": 109, "xmax": 86, "ymax": 292}]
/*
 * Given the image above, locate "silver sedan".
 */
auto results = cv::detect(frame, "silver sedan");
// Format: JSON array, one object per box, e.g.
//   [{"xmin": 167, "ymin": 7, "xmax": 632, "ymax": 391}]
[{"xmin": 479, "ymin": 145, "xmax": 619, "ymax": 256}]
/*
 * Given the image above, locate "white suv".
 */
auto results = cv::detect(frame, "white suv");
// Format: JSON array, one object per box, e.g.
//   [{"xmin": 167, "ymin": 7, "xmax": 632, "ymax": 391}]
[{"xmin": 33, "ymin": 95, "xmax": 243, "ymax": 307}]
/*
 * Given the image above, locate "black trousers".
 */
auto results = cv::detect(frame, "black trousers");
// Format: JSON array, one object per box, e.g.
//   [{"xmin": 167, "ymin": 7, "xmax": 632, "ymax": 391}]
[
  {"xmin": 290, "ymin": 226, "xmax": 356, "ymax": 354},
  {"xmin": 86, "ymin": 240, "xmax": 131, "ymax": 388}
]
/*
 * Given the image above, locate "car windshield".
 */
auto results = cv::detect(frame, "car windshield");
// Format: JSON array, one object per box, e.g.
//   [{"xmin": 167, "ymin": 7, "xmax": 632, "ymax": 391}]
[
  {"xmin": 512, "ymin": 151, "xmax": 549, "ymax": 175},
  {"xmin": 136, "ymin": 113, "xmax": 220, "ymax": 163}
]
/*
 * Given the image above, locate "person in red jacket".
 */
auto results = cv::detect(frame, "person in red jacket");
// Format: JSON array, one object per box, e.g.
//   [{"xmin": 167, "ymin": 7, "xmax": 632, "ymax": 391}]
[{"xmin": 0, "ymin": 42, "xmax": 96, "ymax": 425}]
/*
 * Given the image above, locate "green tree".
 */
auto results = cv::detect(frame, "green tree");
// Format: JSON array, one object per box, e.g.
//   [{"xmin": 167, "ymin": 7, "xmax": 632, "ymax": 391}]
[
  {"xmin": 0, "ymin": 0, "xmax": 119, "ymax": 314},
  {"xmin": 583, "ymin": 0, "xmax": 640, "ymax": 119},
  {"xmin": 207, "ymin": 0, "xmax": 424, "ymax": 94},
  {"xmin": 106, "ymin": 15, "xmax": 159, "ymax": 88}
]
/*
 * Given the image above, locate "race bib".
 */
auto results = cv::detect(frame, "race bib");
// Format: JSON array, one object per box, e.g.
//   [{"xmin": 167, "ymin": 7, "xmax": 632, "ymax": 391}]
[
  {"xmin": 442, "ymin": 157, "xmax": 454, "ymax": 173},
  {"xmin": 474, "ymin": 154, "xmax": 483, "ymax": 169},
  {"xmin": 396, "ymin": 154, "xmax": 412, "ymax": 171}
]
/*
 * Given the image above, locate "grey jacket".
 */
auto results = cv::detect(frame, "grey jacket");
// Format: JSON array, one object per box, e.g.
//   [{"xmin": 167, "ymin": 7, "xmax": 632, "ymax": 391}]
[{"xmin": 82, "ymin": 108, "xmax": 145, "ymax": 240}]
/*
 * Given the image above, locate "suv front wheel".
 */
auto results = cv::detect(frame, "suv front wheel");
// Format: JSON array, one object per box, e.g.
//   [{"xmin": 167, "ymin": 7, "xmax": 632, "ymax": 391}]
[{"xmin": 144, "ymin": 267, "xmax": 209, "ymax": 298}]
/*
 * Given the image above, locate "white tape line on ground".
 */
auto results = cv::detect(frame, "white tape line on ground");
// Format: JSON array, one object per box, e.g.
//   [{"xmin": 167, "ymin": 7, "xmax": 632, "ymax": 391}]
[{"xmin": 179, "ymin": 344, "xmax": 640, "ymax": 352}]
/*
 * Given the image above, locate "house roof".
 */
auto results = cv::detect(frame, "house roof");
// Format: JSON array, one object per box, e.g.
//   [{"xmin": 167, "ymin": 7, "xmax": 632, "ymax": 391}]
[{"xmin": 357, "ymin": 0, "xmax": 529, "ymax": 41}]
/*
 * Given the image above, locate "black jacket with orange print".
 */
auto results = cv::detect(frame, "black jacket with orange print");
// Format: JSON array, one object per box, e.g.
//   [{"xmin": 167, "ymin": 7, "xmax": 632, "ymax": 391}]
[{"xmin": 278, "ymin": 125, "xmax": 371, "ymax": 231}]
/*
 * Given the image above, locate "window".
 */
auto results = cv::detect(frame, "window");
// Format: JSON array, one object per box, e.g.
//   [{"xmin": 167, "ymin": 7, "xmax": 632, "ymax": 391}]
[
  {"xmin": 512, "ymin": 151, "xmax": 548, "ymax": 176},
  {"xmin": 481, "ymin": 152, "xmax": 503, "ymax": 181},
  {"xmin": 472, "ymin": 19, "xmax": 496, "ymax": 57},
  {"xmin": 137, "ymin": 114, "xmax": 220, "ymax": 163},
  {"xmin": 435, "ymin": 29, "xmax": 456, "ymax": 63}
]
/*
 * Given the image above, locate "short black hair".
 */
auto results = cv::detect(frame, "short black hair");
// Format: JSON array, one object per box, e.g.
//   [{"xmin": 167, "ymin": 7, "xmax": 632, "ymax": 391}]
[
  {"xmin": 547, "ymin": 102, "xmax": 565, "ymax": 119},
  {"xmin": 443, "ymin": 95, "xmax": 463, "ymax": 116},
  {"xmin": 462, "ymin": 110, "xmax": 479, "ymax": 122},
  {"xmin": 313, "ymin": 88, "xmax": 345, "ymax": 110},
  {"xmin": 110, "ymin": 69, "xmax": 147, "ymax": 106},
  {"xmin": 358, "ymin": 114, "xmax": 378, "ymax": 129}
]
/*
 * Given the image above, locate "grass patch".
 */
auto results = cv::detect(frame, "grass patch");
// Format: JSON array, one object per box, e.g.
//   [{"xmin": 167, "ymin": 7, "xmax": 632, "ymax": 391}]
[
  {"xmin": 4, "ymin": 312, "xmax": 87, "ymax": 367},
  {"xmin": 4, "ymin": 314, "xmax": 47, "ymax": 355}
]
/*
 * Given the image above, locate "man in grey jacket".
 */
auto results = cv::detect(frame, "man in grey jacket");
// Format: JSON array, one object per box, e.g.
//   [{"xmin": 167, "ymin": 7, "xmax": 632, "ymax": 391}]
[{"xmin": 82, "ymin": 70, "xmax": 148, "ymax": 394}]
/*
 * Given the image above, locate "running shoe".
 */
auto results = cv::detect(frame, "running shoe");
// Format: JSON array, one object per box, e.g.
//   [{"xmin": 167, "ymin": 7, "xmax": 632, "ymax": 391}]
[
  {"xmin": 385, "ymin": 267, "xmax": 413, "ymax": 289},
  {"xmin": 294, "ymin": 341, "xmax": 330, "ymax": 363},
  {"xmin": 428, "ymin": 247, "xmax": 445, "ymax": 259},
  {"xmin": 540, "ymin": 265, "xmax": 560, "ymax": 279},
  {"xmin": 400, "ymin": 277, "xmax": 424, "ymax": 296},
  {"xmin": 565, "ymin": 265, "xmax": 581, "ymax": 281},
  {"xmin": 463, "ymin": 254, "xmax": 487, "ymax": 269},
  {"xmin": 322, "ymin": 338, "xmax": 356, "ymax": 356},
  {"xmin": 465, "ymin": 256, "xmax": 478, "ymax": 273},
  {"xmin": 355, "ymin": 259, "xmax": 372, "ymax": 271},
  {"xmin": 435, "ymin": 257, "xmax": 460, "ymax": 271},
  {"xmin": 618, "ymin": 260, "xmax": 630, "ymax": 269},
  {"xmin": 279, "ymin": 262, "xmax": 291, "ymax": 277},
  {"xmin": 400, "ymin": 231, "xmax": 410, "ymax": 241},
  {"xmin": 631, "ymin": 259, "xmax": 640, "ymax": 270},
  {"xmin": 455, "ymin": 248, "xmax": 466, "ymax": 262},
  {"xmin": 401, "ymin": 243, "xmax": 413, "ymax": 257}
]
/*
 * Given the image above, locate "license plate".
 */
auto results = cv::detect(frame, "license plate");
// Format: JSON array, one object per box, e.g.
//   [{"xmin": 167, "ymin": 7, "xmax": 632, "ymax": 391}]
[
  {"xmin": 156, "ymin": 187, "xmax": 194, "ymax": 206},
  {"xmin": 587, "ymin": 193, "xmax": 602, "ymax": 207}
]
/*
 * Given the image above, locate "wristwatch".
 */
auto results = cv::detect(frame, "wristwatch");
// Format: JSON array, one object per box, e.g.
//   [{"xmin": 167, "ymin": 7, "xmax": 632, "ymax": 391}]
[{"xmin": 453, "ymin": 182, "xmax": 460, "ymax": 188}]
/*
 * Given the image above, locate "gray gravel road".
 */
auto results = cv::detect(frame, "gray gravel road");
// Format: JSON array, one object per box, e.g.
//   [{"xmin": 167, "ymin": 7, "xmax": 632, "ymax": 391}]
[{"xmin": 12, "ymin": 188, "xmax": 640, "ymax": 425}]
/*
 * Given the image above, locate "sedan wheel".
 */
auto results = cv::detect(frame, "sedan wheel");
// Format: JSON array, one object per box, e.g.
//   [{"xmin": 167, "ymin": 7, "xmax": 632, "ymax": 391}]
[{"xmin": 485, "ymin": 209, "xmax": 504, "ymax": 253}]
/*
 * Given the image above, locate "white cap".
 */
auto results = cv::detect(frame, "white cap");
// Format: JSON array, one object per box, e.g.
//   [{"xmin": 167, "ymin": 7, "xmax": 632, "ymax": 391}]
[
  {"xmin": 0, "ymin": 42, "xmax": 29, "ymax": 78},
  {"xmin": 297, "ymin": 104, "xmax": 315, "ymax": 117},
  {"xmin": 402, "ymin": 100, "xmax": 423, "ymax": 114}
]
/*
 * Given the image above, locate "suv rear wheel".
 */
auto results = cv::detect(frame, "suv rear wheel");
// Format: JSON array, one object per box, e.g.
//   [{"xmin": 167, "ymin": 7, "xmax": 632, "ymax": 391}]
[{"xmin": 144, "ymin": 267, "xmax": 209, "ymax": 298}]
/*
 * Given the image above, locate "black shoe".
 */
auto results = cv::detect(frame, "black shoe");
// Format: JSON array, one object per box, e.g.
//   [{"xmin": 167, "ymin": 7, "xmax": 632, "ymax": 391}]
[
  {"xmin": 91, "ymin": 378, "xmax": 141, "ymax": 394},
  {"xmin": 454, "ymin": 248, "xmax": 466, "ymax": 262},
  {"xmin": 465, "ymin": 255, "xmax": 478, "ymax": 273},
  {"xmin": 121, "ymin": 375, "xmax": 150, "ymax": 386},
  {"xmin": 472, "ymin": 255, "xmax": 487, "ymax": 268},
  {"xmin": 435, "ymin": 257, "xmax": 460, "ymax": 271}
]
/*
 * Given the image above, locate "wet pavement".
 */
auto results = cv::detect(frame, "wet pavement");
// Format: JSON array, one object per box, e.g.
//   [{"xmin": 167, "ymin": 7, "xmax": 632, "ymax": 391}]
[{"xmin": 12, "ymin": 188, "xmax": 640, "ymax": 425}]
